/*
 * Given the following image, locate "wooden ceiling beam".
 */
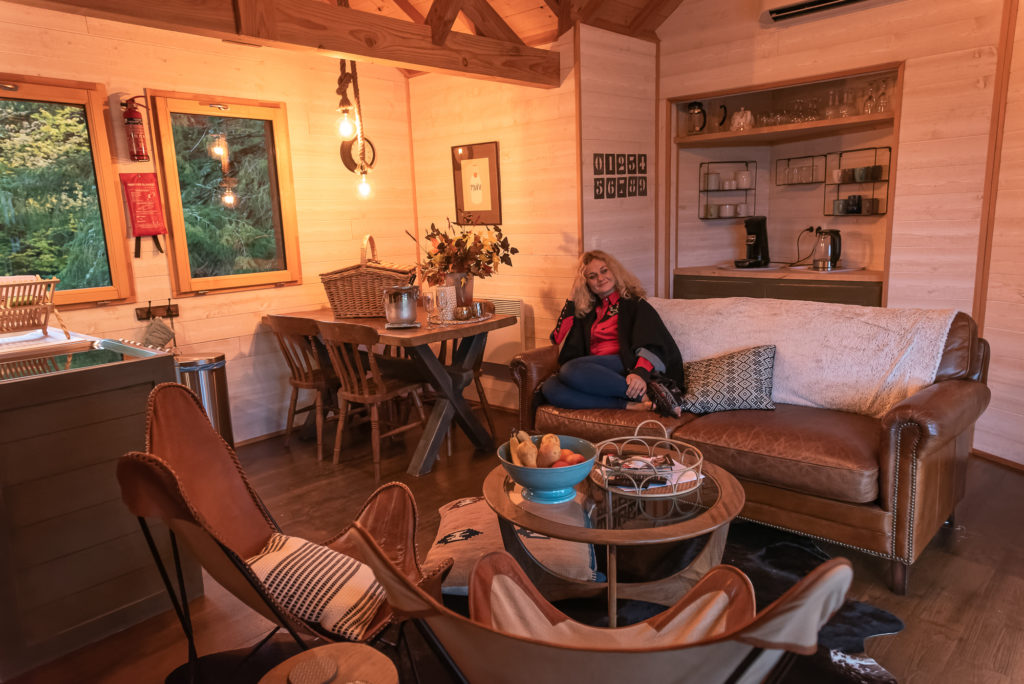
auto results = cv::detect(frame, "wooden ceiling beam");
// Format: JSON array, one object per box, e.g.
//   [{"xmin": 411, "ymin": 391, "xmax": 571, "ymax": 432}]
[
  {"xmin": 392, "ymin": 0, "xmax": 426, "ymax": 23},
  {"xmin": 578, "ymin": 0, "xmax": 608, "ymax": 22},
  {"xmin": 628, "ymin": 0, "xmax": 684, "ymax": 36},
  {"xmin": 425, "ymin": 0, "xmax": 465, "ymax": 45},
  {"xmin": 460, "ymin": 0, "xmax": 525, "ymax": 45},
  {"xmin": 542, "ymin": 0, "xmax": 576, "ymax": 39},
  {"xmin": 12, "ymin": 0, "xmax": 559, "ymax": 88}
]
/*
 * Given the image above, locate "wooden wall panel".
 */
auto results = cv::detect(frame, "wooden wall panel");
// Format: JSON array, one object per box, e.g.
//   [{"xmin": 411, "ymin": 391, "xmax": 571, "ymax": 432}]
[
  {"xmin": 979, "ymin": 0, "xmax": 1024, "ymax": 465},
  {"xmin": 579, "ymin": 25, "xmax": 658, "ymax": 292},
  {"xmin": 407, "ymin": 33, "xmax": 578, "ymax": 408},
  {"xmin": 658, "ymin": 0, "xmax": 1016, "ymax": 459},
  {"xmin": 0, "ymin": 1, "xmax": 420, "ymax": 441}
]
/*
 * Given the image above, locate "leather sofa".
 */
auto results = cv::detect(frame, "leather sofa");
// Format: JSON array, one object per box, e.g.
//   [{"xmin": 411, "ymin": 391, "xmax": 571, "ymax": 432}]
[{"xmin": 511, "ymin": 299, "xmax": 991, "ymax": 594}]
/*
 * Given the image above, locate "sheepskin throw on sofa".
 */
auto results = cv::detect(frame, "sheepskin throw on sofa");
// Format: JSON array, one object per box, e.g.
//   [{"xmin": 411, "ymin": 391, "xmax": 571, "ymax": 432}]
[{"xmin": 649, "ymin": 297, "xmax": 956, "ymax": 417}]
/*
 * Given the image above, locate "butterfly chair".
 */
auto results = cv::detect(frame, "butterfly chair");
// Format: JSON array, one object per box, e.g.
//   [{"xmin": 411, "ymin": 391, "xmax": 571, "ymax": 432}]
[
  {"xmin": 264, "ymin": 314, "xmax": 338, "ymax": 461},
  {"xmin": 117, "ymin": 383, "xmax": 449, "ymax": 680},
  {"xmin": 316, "ymin": 321, "xmax": 427, "ymax": 480},
  {"xmin": 349, "ymin": 523, "xmax": 853, "ymax": 684}
]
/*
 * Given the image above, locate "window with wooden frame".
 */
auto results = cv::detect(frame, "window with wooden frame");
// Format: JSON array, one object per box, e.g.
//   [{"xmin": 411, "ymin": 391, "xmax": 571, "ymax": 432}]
[
  {"xmin": 0, "ymin": 73, "xmax": 133, "ymax": 306},
  {"xmin": 149, "ymin": 91, "xmax": 301, "ymax": 295}
]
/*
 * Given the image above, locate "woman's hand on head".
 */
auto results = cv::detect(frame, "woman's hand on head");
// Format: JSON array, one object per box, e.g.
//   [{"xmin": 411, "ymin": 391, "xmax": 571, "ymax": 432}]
[{"xmin": 625, "ymin": 373, "xmax": 647, "ymax": 401}]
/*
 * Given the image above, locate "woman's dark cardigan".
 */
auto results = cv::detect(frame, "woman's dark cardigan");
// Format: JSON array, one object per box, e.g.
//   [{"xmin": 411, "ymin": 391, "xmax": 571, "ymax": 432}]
[{"xmin": 555, "ymin": 296, "xmax": 684, "ymax": 385}]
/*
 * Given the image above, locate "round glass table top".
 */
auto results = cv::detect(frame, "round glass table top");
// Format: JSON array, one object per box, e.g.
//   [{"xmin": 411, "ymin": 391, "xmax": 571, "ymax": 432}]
[{"xmin": 482, "ymin": 461, "xmax": 744, "ymax": 547}]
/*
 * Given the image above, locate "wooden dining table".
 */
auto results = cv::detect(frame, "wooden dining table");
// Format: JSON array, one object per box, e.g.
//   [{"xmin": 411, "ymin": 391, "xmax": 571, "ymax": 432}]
[{"xmin": 272, "ymin": 308, "xmax": 516, "ymax": 476}]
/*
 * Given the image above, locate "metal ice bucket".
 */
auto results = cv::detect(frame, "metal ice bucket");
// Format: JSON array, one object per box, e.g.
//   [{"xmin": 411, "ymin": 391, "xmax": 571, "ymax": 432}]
[{"xmin": 382, "ymin": 285, "xmax": 419, "ymax": 325}]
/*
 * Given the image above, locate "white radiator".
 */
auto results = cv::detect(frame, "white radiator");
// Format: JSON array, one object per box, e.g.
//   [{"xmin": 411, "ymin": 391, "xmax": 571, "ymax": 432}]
[{"xmin": 478, "ymin": 297, "xmax": 525, "ymax": 365}]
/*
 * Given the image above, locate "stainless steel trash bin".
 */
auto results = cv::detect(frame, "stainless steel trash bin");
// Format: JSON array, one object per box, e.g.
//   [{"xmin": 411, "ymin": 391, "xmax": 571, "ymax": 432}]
[{"xmin": 175, "ymin": 353, "xmax": 234, "ymax": 446}]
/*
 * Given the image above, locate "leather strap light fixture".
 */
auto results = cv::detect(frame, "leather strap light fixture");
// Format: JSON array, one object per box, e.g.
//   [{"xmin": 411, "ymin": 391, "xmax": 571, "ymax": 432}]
[{"xmin": 336, "ymin": 59, "xmax": 375, "ymax": 197}]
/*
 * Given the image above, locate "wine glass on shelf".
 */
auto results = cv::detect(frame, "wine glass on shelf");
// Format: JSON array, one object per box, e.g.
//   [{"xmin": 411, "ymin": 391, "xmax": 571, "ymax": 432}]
[
  {"xmin": 862, "ymin": 83, "xmax": 876, "ymax": 115},
  {"xmin": 876, "ymin": 79, "xmax": 890, "ymax": 113}
]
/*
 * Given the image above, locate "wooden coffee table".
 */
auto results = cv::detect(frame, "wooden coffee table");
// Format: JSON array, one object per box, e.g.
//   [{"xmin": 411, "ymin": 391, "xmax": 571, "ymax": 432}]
[{"xmin": 482, "ymin": 461, "xmax": 745, "ymax": 627}]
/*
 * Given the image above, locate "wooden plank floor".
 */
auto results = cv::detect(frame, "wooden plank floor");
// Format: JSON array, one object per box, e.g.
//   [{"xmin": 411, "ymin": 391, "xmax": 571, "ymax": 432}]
[{"xmin": 9, "ymin": 406, "xmax": 1024, "ymax": 683}]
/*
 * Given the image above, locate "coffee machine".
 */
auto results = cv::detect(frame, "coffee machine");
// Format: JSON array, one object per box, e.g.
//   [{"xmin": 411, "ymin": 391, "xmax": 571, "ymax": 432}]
[{"xmin": 734, "ymin": 216, "xmax": 770, "ymax": 268}]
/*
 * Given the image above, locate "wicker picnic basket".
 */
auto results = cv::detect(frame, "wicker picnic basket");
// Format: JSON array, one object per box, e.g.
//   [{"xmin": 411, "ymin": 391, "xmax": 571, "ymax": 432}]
[
  {"xmin": 319, "ymin": 235, "xmax": 416, "ymax": 318},
  {"xmin": 0, "ymin": 275, "xmax": 69, "ymax": 338}
]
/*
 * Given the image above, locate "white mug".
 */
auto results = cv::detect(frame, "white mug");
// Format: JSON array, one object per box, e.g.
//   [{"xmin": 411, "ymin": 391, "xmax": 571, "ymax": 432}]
[
  {"xmin": 705, "ymin": 203, "xmax": 719, "ymax": 218},
  {"xmin": 735, "ymin": 170, "xmax": 753, "ymax": 189},
  {"xmin": 719, "ymin": 204, "xmax": 736, "ymax": 218},
  {"xmin": 705, "ymin": 172, "xmax": 721, "ymax": 191},
  {"xmin": 736, "ymin": 202, "xmax": 749, "ymax": 216}
]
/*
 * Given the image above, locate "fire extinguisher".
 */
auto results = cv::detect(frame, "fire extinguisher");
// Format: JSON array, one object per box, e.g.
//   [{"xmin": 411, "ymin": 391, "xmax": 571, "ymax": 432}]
[{"xmin": 121, "ymin": 96, "xmax": 150, "ymax": 162}]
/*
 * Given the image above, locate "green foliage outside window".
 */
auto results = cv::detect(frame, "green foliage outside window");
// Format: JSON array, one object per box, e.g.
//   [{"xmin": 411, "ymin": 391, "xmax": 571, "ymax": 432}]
[
  {"xmin": 169, "ymin": 113, "xmax": 284, "ymax": 278},
  {"xmin": 0, "ymin": 99, "xmax": 112, "ymax": 290}
]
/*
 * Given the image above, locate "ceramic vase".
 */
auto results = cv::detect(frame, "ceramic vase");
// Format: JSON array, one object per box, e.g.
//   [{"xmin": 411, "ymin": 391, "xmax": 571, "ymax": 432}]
[{"xmin": 444, "ymin": 272, "xmax": 474, "ymax": 307}]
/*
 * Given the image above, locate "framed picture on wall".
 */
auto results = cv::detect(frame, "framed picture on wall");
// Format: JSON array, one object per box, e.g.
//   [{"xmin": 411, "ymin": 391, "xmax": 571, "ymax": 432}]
[{"xmin": 451, "ymin": 141, "xmax": 501, "ymax": 224}]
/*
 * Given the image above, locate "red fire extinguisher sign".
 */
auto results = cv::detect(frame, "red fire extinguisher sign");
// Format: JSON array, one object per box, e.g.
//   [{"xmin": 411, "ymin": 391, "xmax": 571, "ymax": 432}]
[{"xmin": 122, "ymin": 96, "xmax": 150, "ymax": 162}]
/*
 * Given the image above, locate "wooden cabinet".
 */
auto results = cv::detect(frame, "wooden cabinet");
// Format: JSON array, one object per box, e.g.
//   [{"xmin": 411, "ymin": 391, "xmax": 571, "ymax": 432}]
[
  {"xmin": 0, "ymin": 340, "xmax": 200, "ymax": 679},
  {"xmin": 673, "ymin": 271, "xmax": 882, "ymax": 307}
]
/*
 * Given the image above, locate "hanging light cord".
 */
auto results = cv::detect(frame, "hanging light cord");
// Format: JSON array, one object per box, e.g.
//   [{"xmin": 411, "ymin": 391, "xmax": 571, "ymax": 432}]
[{"xmin": 348, "ymin": 59, "xmax": 367, "ymax": 173}]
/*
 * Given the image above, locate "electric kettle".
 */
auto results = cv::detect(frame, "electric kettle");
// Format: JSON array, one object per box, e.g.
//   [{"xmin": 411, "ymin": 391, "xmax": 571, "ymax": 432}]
[{"xmin": 811, "ymin": 229, "xmax": 842, "ymax": 271}]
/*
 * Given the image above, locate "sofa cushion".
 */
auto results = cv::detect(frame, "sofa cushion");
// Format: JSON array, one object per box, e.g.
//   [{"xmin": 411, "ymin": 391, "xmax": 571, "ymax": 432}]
[
  {"xmin": 535, "ymin": 406, "xmax": 699, "ymax": 443},
  {"xmin": 674, "ymin": 404, "xmax": 880, "ymax": 504},
  {"xmin": 681, "ymin": 345, "xmax": 776, "ymax": 414}
]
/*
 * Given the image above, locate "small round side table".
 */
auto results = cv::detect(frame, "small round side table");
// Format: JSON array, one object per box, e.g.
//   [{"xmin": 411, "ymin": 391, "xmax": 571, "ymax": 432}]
[{"xmin": 258, "ymin": 643, "xmax": 398, "ymax": 684}]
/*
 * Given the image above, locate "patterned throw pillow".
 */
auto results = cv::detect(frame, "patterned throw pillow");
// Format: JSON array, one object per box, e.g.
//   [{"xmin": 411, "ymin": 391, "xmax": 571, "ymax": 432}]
[
  {"xmin": 246, "ymin": 533, "xmax": 385, "ymax": 641},
  {"xmin": 424, "ymin": 497, "xmax": 599, "ymax": 596},
  {"xmin": 680, "ymin": 345, "xmax": 776, "ymax": 414}
]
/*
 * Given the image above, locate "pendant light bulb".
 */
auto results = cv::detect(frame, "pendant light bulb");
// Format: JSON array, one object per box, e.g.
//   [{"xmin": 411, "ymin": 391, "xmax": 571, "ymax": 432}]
[
  {"xmin": 357, "ymin": 172, "xmax": 371, "ymax": 197},
  {"xmin": 336, "ymin": 109, "xmax": 356, "ymax": 140},
  {"xmin": 221, "ymin": 188, "xmax": 236, "ymax": 207}
]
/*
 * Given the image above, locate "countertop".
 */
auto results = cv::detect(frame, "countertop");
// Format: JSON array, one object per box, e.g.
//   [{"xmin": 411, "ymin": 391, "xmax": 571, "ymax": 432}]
[{"xmin": 675, "ymin": 265, "xmax": 883, "ymax": 282}]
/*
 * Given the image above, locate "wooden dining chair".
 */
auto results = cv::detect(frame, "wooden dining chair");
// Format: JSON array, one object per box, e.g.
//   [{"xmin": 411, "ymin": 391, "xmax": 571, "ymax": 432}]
[
  {"xmin": 265, "ymin": 314, "xmax": 337, "ymax": 461},
  {"xmin": 316, "ymin": 320, "xmax": 427, "ymax": 480}
]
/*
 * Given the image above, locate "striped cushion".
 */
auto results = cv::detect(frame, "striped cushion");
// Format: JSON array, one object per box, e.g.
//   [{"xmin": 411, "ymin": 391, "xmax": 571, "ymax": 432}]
[{"xmin": 246, "ymin": 533, "xmax": 385, "ymax": 641}]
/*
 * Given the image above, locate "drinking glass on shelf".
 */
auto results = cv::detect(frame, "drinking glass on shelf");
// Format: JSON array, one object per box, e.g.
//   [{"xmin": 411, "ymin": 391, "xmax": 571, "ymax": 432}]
[
  {"xmin": 825, "ymin": 89, "xmax": 839, "ymax": 119},
  {"xmin": 838, "ymin": 89, "xmax": 854, "ymax": 118}
]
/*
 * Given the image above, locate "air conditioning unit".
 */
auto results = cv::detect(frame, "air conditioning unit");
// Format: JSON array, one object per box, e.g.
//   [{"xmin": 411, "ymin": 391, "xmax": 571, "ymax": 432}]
[
  {"xmin": 761, "ymin": 0, "xmax": 870, "ymax": 23},
  {"xmin": 477, "ymin": 297, "xmax": 525, "ymax": 366}
]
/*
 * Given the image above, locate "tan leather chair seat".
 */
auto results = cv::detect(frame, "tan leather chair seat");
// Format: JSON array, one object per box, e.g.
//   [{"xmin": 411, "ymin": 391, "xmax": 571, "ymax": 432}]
[{"xmin": 675, "ymin": 404, "xmax": 880, "ymax": 504}]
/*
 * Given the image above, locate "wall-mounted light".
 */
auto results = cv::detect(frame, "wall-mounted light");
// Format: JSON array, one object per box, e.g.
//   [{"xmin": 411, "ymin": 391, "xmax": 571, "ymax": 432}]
[{"xmin": 335, "ymin": 59, "xmax": 376, "ymax": 197}]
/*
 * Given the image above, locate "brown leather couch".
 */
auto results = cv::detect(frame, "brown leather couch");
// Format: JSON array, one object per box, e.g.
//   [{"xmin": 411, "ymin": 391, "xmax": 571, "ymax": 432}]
[{"xmin": 511, "ymin": 311, "xmax": 991, "ymax": 594}]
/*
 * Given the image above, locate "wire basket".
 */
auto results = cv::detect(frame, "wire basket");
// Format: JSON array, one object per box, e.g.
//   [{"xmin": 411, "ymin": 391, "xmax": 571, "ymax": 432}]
[
  {"xmin": 0, "ymin": 276, "xmax": 68, "ymax": 338},
  {"xmin": 591, "ymin": 420, "xmax": 703, "ymax": 499},
  {"xmin": 319, "ymin": 235, "xmax": 415, "ymax": 318}
]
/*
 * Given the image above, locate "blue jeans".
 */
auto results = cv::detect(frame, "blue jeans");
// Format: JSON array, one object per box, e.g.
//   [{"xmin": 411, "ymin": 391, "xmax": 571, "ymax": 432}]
[{"xmin": 541, "ymin": 355, "xmax": 629, "ymax": 409}]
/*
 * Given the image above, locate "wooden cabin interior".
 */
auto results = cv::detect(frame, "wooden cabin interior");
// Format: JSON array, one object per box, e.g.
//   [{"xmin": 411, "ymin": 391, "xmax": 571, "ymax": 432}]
[{"xmin": 2, "ymin": 0, "xmax": 1024, "ymax": 680}]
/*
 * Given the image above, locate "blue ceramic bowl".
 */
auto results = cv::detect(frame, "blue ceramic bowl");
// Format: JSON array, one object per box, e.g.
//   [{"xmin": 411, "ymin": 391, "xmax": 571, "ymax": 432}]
[{"xmin": 497, "ymin": 435, "xmax": 597, "ymax": 504}]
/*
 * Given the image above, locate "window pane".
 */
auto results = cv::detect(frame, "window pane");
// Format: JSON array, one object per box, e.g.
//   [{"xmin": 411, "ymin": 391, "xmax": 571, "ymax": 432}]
[
  {"xmin": 0, "ymin": 98, "xmax": 113, "ymax": 290},
  {"xmin": 169, "ymin": 113, "xmax": 285, "ymax": 278}
]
